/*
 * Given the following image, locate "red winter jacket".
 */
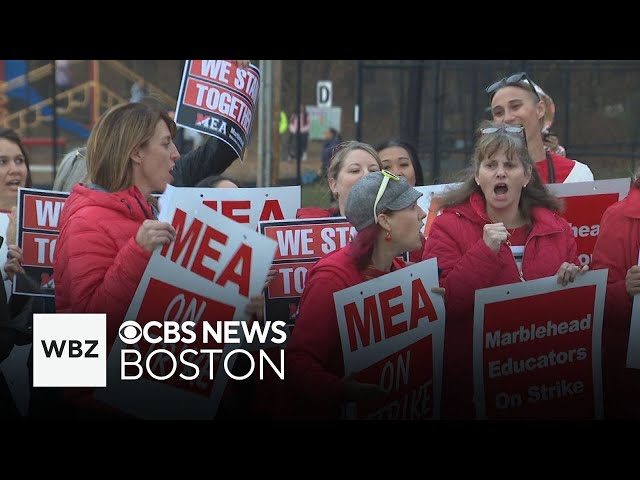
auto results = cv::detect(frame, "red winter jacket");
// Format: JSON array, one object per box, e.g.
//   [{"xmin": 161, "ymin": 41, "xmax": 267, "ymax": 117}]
[
  {"xmin": 590, "ymin": 183, "xmax": 640, "ymax": 418},
  {"xmin": 283, "ymin": 243, "xmax": 406, "ymax": 419},
  {"xmin": 54, "ymin": 184, "xmax": 153, "ymax": 349},
  {"xmin": 421, "ymin": 191, "xmax": 578, "ymax": 419}
]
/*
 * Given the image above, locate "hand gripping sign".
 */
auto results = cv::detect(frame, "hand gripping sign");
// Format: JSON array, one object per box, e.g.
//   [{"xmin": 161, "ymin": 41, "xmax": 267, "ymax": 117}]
[
  {"xmin": 96, "ymin": 187, "xmax": 277, "ymax": 419},
  {"xmin": 334, "ymin": 258, "xmax": 445, "ymax": 420}
]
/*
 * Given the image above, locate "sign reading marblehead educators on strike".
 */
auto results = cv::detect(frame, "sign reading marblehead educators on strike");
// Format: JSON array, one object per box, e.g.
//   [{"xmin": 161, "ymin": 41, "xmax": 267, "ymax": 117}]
[
  {"xmin": 96, "ymin": 188, "xmax": 278, "ymax": 419},
  {"xmin": 548, "ymin": 178, "xmax": 630, "ymax": 267},
  {"xmin": 335, "ymin": 258, "xmax": 445, "ymax": 420},
  {"xmin": 175, "ymin": 60, "xmax": 260, "ymax": 160},
  {"xmin": 473, "ymin": 269, "xmax": 607, "ymax": 420},
  {"xmin": 14, "ymin": 187, "xmax": 68, "ymax": 297}
]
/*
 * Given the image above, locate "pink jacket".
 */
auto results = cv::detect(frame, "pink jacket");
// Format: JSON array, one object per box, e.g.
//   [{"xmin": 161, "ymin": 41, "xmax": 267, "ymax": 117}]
[
  {"xmin": 422, "ymin": 191, "xmax": 578, "ymax": 418},
  {"xmin": 590, "ymin": 183, "xmax": 640, "ymax": 418},
  {"xmin": 54, "ymin": 184, "xmax": 153, "ymax": 349},
  {"xmin": 284, "ymin": 243, "xmax": 406, "ymax": 418}
]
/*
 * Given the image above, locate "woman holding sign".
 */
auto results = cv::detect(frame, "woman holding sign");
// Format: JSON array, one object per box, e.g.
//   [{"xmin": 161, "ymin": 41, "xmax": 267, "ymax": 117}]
[
  {"xmin": 591, "ymin": 182, "xmax": 640, "ymax": 419},
  {"xmin": 422, "ymin": 121, "xmax": 586, "ymax": 419},
  {"xmin": 285, "ymin": 170, "xmax": 437, "ymax": 418}
]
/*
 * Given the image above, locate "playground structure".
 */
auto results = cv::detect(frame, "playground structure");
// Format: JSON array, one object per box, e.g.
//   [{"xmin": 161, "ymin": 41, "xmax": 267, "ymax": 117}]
[{"xmin": 0, "ymin": 60, "xmax": 178, "ymax": 187}]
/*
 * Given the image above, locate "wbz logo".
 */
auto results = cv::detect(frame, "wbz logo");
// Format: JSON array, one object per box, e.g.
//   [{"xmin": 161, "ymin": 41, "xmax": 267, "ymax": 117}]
[{"xmin": 33, "ymin": 314, "xmax": 107, "ymax": 387}]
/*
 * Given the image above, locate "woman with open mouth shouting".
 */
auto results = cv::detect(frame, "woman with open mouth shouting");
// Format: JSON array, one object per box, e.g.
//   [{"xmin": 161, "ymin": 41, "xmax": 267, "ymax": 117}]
[{"xmin": 422, "ymin": 120, "xmax": 586, "ymax": 420}]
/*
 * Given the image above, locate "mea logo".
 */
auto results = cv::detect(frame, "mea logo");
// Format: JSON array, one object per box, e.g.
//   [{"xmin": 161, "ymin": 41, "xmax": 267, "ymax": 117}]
[{"xmin": 33, "ymin": 314, "xmax": 107, "ymax": 387}]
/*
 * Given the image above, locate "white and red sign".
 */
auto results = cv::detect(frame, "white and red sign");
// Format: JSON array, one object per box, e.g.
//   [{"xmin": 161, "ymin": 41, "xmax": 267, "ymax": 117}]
[
  {"xmin": 334, "ymin": 258, "xmax": 445, "ymax": 420},
  {"xmin": 15, "ymin": 187, "xmax": 68, "ymax": 297},
  {"xmin": 175, "ymin": 60, "xmax": 261, "ymax": 160},
  {"xmin": 259, "ymin": 217, "xmax": 355, "ymax": 324},
  {"xmin": 160, "ymin": 184, "xmax": 300, "ymax": 232},
  {"xmin": 473, "ymin": 269, "xmax": 607, "ymax": 419},
  {"xmin": 97, "ymin": 188, "xmax": 277, "ymax": 419},
  {"xmin": 549, "ymin": 178, "xmax": 630, "ymax": 267}
]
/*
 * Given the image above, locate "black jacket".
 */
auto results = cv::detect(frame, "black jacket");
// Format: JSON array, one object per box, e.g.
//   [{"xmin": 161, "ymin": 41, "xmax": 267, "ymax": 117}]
[{"xmin": 171, "ymin": 137, "xmax": 238, "ymax": 187}]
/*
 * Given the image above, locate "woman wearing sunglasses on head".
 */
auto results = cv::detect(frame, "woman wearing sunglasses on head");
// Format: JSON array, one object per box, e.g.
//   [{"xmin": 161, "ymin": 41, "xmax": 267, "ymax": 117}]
[
  {"xmin": 285, "ymin": 170, "xmax": 440, "ymax": 418},
  {"xmin": 375, "ymin": 138, "xmax": 426, "ymax": 263},
  {"xmin": 422, "ymin": 120, "xmax": 587, "ymax": 419},
  {"xmin": 487, "ymin": 72, "xmax": 593, "ymax": 184},
  {"xmin": 296, "ymin": 141, "xmax": 382, "ymax": 219}
]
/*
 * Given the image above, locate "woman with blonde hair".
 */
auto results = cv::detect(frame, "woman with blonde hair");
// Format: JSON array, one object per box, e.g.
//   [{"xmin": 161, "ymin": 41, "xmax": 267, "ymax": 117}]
[{"xmin": 296, "ymin": 140, "xmax": 382, "ymax": 219}]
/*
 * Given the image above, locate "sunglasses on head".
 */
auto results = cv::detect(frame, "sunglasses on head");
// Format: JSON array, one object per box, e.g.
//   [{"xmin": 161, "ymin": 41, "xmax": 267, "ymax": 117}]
[
  {"xmin": 480, "ymin": 125, "xmax": 525, "ymax": 135},
  {"xmin": 480, "ymin": 124, "xmax": 528, "ymax": 148},
  {"xmin": 373, "ymin": 170, "xmax": 400, "ymax": 224},
  {"xmin": 485, "ymin": 72, "xmax": 541, "ymax": 102}
]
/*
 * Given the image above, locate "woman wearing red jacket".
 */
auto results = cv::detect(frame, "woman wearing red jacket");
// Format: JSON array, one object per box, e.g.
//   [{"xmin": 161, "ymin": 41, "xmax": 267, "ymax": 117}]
[
  {"xmin": 422, "ymin": 121, "xmax": 586, "ymax": 419},
  {"xmin": 590, "ymin": 180, "xmax": 640, "ymax": 419},
  {"xmin": 285, "ymin": 170, "xmax": 432, "ymax": 418},
  {"xmin": 53, "ymin": 102, "xmax": 179, "ymax": 416},
  {"xmin": 55, "ymin": 103, "xmax": 178, "ymax": 345}
]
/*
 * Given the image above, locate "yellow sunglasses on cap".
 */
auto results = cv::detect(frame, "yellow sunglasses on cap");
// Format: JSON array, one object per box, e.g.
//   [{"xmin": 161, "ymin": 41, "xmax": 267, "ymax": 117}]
[{"xmin": 373, "ymin": 170, "xmax": 400, "ymax": 224}]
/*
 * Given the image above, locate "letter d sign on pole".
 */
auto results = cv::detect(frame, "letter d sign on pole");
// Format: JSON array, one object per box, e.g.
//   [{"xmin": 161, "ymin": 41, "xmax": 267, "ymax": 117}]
[{"xmin": 317, "ymin": 81, "xmax": 332, "ymax": 107}]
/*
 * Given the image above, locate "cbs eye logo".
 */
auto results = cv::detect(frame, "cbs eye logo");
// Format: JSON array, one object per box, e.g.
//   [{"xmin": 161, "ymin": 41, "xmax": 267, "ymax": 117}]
[{"xmin": 119, "ymin": 321, "xmax": 142, "ymax": 345}]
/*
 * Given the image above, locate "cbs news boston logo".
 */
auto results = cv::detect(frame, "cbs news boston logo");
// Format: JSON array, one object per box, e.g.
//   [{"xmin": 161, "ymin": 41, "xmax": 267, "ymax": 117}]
[{"xmin": 33, "ymin": 314, "xmax": 107, "ymax": 387}]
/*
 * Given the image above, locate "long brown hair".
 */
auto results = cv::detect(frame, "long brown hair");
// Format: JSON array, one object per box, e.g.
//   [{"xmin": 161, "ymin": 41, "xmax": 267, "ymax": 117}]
[
  {"xmin": 438, "ymin": 120, "xmax": 562, "ymax": 222},
  {"xmin": 0, "ymin": 128, "xmax": 33, "ymax": 187}
]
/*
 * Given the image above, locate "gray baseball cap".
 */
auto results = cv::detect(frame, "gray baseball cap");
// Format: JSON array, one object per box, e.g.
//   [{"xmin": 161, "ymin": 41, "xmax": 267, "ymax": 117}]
[{"xmin": 345, "ymin": 171, "xmax": 423, "ymax": 232}]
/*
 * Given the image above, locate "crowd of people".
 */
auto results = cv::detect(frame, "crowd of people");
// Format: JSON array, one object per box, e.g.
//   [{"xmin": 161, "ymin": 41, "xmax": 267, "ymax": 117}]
[{"xmin": 1, "ymin": 68, "xmax": 636, "ymax": 421}]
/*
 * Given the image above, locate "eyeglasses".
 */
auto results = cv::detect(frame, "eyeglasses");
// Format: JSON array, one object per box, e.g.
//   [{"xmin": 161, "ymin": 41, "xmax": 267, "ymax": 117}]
[
  {"xmin": 373, "ymin": 170, "xmax": 400, "ymax": 224},
  {"xmin": 485, "ymin": 72, "xmax": 541, "ymax": 102}
]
